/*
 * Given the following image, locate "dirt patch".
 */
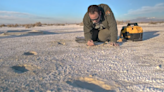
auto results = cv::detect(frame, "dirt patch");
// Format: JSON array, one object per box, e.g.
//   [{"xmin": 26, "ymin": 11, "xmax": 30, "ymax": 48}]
[{"xmin": 66, "ymin": 77, "xmax": 116, "ymax": 92}]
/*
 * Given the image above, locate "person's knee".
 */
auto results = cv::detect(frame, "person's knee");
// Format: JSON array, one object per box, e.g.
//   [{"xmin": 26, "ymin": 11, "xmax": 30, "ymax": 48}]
[{"xmin": 98, "ymin": 29, "xmax": 110, "ymax": 42}]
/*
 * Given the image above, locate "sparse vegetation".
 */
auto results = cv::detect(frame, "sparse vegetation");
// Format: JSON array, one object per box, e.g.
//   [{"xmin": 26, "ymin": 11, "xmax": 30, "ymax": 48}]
[
  {"xmin": 0, "ymin": 24, "xmax": 6, "ymax": 27},
  {"xmin": 14, "ymin": 24, "xmax": 19, "ymax": 27},
  {"xmin": 24, "ymin": 24, "xmax": 36, "ymax": 28},
  {"xmin": 79, "ymin": 22, "xmax": 83, "ymax": 26},
  {"xmin": 1, "ymin": 21, "xmax": 163, "ymax": 28},
  {"xmin": 76, "ymin": 22, "xmax": 83, "ymax": 26},
  {"xmin": 159, "ymin": 21, "xmax": 164, "ymax": 24},
  {"xmin": 117, "ymin": 21, "xmax": 124, "ymax": 25},
  {"xmin": 25, "ymin": 24, "xmax": 31, "ymax": 28},
  {"xmin": 116, "ymin": 20, "xmax": 131, "ymax": 25},
  {"xmin": 56, "ymin": 24, "xmax": 65, "ymax": 26},
  {"xmin": 7, "ymin": 24, "xmax": 15, "ymax": 27},
  {"xmin": 147, "ymin": 21, "xmax": 164, "ymax": 24},
  {"xmin": 149, "ymin": 21, "xmax": 157, "ymax": 24},
  {"xmin": 35, "ymin": 22, "xmax": 42, "ymax": 26},
  {"xmin": 47, "ymin": 24, "xmax": 54, "ymax": 26}
]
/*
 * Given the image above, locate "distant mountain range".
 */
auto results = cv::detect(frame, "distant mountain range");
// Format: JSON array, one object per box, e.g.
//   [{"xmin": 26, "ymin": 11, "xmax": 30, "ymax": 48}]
[{"xmin": 124, "ymin": 17, "xmax": 164, "ymax": 22}]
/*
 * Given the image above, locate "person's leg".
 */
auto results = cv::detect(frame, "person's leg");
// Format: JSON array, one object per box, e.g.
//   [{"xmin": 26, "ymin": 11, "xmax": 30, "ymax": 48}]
[
  {"xmin": 98, "ymin": 29, "xmax": 110, "ymax": 42},
  {"xmin": 91, "ymin": 29, "xmax": 99, "ymax": 41}
]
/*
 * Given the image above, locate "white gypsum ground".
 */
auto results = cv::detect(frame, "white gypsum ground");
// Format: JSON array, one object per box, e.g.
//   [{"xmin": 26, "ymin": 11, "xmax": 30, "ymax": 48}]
[{"xmin": 0, "ymin": 23, "xmax": 164, "ymax": 92}]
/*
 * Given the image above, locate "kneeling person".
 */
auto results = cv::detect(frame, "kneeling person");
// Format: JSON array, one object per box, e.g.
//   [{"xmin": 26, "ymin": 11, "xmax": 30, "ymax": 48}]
[{"xmin": 83, "ymin": 4, "xmax": 119, "ymax": 46}]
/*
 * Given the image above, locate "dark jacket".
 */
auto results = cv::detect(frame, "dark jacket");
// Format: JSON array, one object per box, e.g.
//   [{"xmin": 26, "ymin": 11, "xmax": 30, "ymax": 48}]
[{"xmin": 83, "ymin": 4, "xmax": 118, "ymax": 42}]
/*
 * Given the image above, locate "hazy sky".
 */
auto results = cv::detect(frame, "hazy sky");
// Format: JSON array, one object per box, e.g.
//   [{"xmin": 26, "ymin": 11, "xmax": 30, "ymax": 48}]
[{"xmin": 0, "ymin": 0, "xmax": 164, "ymax": 24}]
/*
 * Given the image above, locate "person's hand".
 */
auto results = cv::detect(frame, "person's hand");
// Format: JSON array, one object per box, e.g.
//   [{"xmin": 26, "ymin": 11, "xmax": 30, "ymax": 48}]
[
  {"xmin": 109, "ymin": 42, "xmax": 119, "ymax": 46},
  {"xmin": 87, "ymin": 40, "xmax": 95, "ymax": 46}
]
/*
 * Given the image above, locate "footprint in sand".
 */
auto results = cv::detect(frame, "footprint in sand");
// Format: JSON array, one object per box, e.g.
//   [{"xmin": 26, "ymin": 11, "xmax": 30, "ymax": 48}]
[
  {"xmin": 66, "ymin": 77, "xmax": 116, "ymax": 92},
  {"xmin": 11, "ymin": 64, "xmax": 40, "ymax": 74},
  {"xmin": 24, "ymin": 51, "xmax": 37, "ymax": 55}
]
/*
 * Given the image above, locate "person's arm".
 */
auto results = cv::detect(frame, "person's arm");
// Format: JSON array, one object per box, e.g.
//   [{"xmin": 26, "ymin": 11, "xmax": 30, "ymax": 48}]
[
  {"xmin": 83, "ymin": 13, "xmax": 93, "ymax": 42},
  {"xmin": 104, "ymin": 5, "xmax": 118, "ymax": 43}
]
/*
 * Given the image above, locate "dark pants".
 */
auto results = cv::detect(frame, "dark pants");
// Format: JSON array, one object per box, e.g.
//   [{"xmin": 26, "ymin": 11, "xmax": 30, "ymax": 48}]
[{"xmin": 91, "ymin": 29, "xmax": 111, "ymax": 42}]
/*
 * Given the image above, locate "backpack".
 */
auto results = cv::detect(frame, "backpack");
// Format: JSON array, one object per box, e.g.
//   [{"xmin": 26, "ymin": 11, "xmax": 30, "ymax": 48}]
[{"xmin": 118, "ymin": 23, "xmax": 143, "ymax": 42}]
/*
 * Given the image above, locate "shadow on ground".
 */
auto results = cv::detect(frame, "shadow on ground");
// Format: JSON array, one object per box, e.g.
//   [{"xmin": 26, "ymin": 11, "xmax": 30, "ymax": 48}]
[
  {"xmin": 0, "ymin": 30, "xmax": 83, "ymax": 39},
  {"xmin": 11, "ymin": 65, "xmax": 29, "ymax": 74},
  {"xmin": 142, "ymin": 31, "xmax": 159, "ymax": 40},
  {"xmin": 66, "ymin": 80, "xmax": 115, "ymax": 92}
]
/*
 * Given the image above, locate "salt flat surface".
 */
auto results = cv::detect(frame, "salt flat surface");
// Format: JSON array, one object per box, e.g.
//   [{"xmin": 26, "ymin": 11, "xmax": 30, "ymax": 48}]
[{"xmin": 0, "ymin": 24, "xmax": 164, "ymax": 92}]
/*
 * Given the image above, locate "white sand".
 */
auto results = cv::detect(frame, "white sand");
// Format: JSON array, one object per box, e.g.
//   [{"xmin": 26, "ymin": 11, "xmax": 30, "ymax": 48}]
[{"xmin": 0, "ymin": 24, "xmax": 164, "ymax": 92}]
